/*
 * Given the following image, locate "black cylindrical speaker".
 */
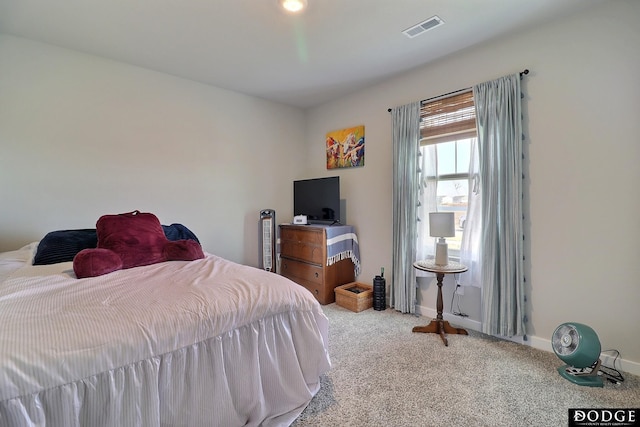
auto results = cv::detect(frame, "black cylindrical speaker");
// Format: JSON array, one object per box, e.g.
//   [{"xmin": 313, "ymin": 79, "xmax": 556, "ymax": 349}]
[{"xmin": 373, "ymin": 275, "xmax": 386, "ymax": 311}]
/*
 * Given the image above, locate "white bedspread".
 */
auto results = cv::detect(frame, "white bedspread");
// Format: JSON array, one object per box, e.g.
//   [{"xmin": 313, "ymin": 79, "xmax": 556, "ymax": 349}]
[{"xmin": 0, "ymin": 246, "xmax": 330, "ymax": 426}]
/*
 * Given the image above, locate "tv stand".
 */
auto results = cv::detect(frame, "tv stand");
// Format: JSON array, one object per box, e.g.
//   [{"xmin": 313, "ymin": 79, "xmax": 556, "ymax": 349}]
[{"xmin": 279, "ymin": 224, "xmax": 355, "ymax": 304}]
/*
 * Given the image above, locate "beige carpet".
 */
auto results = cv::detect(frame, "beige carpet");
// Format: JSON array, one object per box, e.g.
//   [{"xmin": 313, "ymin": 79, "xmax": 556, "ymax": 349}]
[{"xmin": 292, "ymin": 304, "xmax": 640, "ymax": 426}]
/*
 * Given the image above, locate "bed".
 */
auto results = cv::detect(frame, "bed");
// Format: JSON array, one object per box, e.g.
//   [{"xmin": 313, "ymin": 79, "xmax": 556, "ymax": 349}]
[{"xmin": 0, "ymin": 240, "xmax": 331, "ymax": 426}]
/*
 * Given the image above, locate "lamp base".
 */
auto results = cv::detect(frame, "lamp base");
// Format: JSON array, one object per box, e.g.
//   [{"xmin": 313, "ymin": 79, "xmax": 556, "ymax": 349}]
[{"xmin": 435, "ymin": 238, "xmax": 448, "ymax": 266}]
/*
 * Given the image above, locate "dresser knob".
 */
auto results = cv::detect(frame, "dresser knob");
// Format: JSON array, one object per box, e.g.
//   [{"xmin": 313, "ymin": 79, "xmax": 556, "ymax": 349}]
[{"xmin": 314, "ymin": 272, "xmax": 319, "ymax": 278}]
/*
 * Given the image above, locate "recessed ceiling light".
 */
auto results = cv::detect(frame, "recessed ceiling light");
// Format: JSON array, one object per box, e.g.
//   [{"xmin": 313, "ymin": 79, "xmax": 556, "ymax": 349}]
[{"xmin": 280, "ymin": 0, "xmax": 307, "ymax": 13}]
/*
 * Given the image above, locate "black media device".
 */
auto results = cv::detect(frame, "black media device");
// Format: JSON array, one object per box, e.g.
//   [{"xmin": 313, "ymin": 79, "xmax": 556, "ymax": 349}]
[{"xmin": 293, "ymin": 176, "xmax": 340, "ymax": 224}]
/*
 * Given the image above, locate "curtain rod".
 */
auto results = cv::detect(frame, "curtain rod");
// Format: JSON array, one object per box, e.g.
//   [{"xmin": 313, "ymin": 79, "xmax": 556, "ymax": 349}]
[{"xmin": 387, "ymin": 68, "xmax": 529, "ymax": 112}]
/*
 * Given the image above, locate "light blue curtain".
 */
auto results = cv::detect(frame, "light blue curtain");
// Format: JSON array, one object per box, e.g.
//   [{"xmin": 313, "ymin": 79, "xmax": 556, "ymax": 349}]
[
  {"xmin": 473, "ymin": 74, "xmax": 526, "ymax": 337},
  {"xmin": 390, "ymin": 102, "xmax": 421, "ymax": 314}
]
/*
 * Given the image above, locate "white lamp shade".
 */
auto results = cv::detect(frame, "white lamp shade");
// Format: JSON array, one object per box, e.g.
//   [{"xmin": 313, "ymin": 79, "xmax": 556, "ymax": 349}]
[{"xmin": 429, "ymin": 212, "xmax": 455, "ymax": 237}]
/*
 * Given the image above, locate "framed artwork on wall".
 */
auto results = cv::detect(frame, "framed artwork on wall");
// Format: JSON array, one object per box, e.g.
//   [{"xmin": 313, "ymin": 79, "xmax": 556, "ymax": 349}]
[{"xmin": 326, "ymin": 125, "xmax": 365, "ymax": 169}]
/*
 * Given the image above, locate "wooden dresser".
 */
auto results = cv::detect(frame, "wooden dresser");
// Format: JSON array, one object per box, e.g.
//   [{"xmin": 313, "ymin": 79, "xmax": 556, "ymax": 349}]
[{"xmin": 279, "ymin": 224, "xmax": 355, "ymax": 304}]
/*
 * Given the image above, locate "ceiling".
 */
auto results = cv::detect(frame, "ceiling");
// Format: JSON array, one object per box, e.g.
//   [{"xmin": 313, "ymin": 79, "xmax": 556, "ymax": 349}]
[{"xmin": 0, "ymin": 0, "xmax": 605, "ymax": 109}]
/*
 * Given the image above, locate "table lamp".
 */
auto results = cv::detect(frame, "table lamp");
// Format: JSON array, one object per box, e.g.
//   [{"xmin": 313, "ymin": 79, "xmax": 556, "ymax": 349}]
[{"xmin": 429, "ymin": 212, "xmax": 455, "ymax": 266}]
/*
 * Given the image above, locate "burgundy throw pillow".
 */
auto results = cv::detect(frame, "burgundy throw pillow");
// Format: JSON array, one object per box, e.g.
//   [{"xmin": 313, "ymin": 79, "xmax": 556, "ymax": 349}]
[
  {"xmin": 164, "ymin": 239, "xmax": 205, "ymax": 261},
  {"xmin": 74, "ymin": 248, "xmax": 123, "ymax": 279},
  {"xmin": 72, "ymin": 210, "xmax": 205, "ymax": 278},
  {"xmin": 96, "ymin": 210, "xmax": 168, "ymax": 269}
]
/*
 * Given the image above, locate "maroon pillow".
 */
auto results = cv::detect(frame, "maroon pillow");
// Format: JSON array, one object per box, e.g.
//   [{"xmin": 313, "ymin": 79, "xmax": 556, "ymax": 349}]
[
  {"xmin": 164, "ymin": 239, "xmax": 205, "ymax": 261},
  {"xmin": 96, "ymin": 210, "xmax": 168, "ymax": 269},
  {"xmin": 73, "ymin": 210, "xmax": 205, "ymax": 278},
  {"xmin": 74, "ymin": 248, "xmax": 123, "ymax": 279}
]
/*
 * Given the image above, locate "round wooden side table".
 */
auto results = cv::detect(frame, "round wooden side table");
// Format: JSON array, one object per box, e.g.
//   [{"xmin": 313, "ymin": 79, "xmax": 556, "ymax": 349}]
[{"xmin": 412, "ymin": 259, "xmax": 468, "ymax": 346}]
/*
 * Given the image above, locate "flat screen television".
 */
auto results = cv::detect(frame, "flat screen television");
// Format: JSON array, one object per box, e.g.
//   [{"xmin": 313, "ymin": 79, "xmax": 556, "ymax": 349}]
[{"xmin": 293, "ymin": 176, "xmax": 340, "ymax": 224}]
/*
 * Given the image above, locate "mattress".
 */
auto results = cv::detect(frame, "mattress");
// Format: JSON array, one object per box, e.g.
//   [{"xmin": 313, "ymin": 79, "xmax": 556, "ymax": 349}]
[{"xmin": 0, "ymin": 244, "xmax": 330, "ymax": 426}]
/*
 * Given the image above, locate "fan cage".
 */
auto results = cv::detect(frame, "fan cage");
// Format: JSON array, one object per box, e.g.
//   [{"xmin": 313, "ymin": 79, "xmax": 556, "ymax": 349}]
[{"xmin": 552, "ymin": 324, "xmax": 578, "ymax": 356}]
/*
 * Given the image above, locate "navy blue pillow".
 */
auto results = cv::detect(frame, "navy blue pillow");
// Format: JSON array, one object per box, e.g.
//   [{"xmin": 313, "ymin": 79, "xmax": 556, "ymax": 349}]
[
  {"xmin": 33, "ymin": 224, "xmax": 201, "ymax": 265},
  {"xmin": 162, "ymin": 223, "xmax": 201, "ymax": 243},
  {"xmin": 33, "ymin": 229, "xmax": 98, "ymax": 265}
]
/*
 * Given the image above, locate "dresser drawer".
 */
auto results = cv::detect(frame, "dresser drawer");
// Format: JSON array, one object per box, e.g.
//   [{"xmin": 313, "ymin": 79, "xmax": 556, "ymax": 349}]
[
  {"xmin": 280, "ymin": 261, "xmax": 335, "ymax": 304},
  {"xmin": 280, "ymin": 226, "xmax": 324, "ymax": 246},
  {"xmin": 279, "ymin": 224, "xmax": 355, "ymax": 305},
  {"xmin": 280, "ymin": 257, "xmax": 324, "ymax": 285},
  {"xmin": 280, "ymin": 240, "xmax": 324, "ymax": 264}
]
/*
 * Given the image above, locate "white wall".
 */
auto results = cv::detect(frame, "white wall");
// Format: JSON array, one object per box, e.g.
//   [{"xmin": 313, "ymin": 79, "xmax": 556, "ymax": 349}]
[
  {"xmin": 1, "ymin": 1, "xmax": 639, "ymax": 374},
  {"xmin": 305, "ymin": 0, "xmax": 640, "ymax": 373},
  {"xmin": 0, "ymin": 35, "xmax": 305, "ymax": 265}
]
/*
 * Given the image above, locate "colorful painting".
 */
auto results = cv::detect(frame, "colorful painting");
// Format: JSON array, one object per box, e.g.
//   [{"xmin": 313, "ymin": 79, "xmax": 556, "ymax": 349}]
[{"xmin": 326, "ymin": 125, "xmax": 365, "ymax": 169}]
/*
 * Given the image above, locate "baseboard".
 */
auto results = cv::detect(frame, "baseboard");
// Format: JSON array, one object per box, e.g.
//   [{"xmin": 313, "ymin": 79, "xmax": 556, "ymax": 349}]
[
  {"xmin": 416, "ymin": 304, "xmax": 640, "ymax": 377},
  {"xmin": 528, "ymin": 335, "xmax": 640, "ymax": 377}
]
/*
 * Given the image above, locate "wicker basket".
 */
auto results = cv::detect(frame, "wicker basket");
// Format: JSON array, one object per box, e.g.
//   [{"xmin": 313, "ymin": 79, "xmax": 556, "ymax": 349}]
[{"xmin": 334, "ymin": 282, "xmax": 373, "ymax": 313}]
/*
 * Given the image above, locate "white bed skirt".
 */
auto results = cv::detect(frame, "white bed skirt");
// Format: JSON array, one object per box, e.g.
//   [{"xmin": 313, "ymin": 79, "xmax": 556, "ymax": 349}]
[
  {"xmin": 1, "ymin": 309, "xmax": 328, "ymax": 427},
  {"xmin": 0, "ymin": 245, "xmax": 331, "ymax": 427}
]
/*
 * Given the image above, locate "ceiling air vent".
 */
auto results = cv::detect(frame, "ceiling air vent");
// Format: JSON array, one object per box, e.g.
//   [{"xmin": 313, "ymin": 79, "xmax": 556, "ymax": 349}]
[{"xmin": 402, "ymin": 15, "xmax": 444, "ymax": 38}]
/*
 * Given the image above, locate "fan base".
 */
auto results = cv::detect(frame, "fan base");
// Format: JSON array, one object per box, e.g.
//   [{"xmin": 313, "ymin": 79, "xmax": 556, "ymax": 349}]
[{"xmin": 557, "ymin": 366, "xmax": 603, "ymax": 387}]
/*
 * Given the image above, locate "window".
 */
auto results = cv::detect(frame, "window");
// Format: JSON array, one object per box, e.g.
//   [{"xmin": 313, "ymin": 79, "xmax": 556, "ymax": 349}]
[{"xmin": 419, "ymin": 90, "xmax": 476, "ymax": 258}]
